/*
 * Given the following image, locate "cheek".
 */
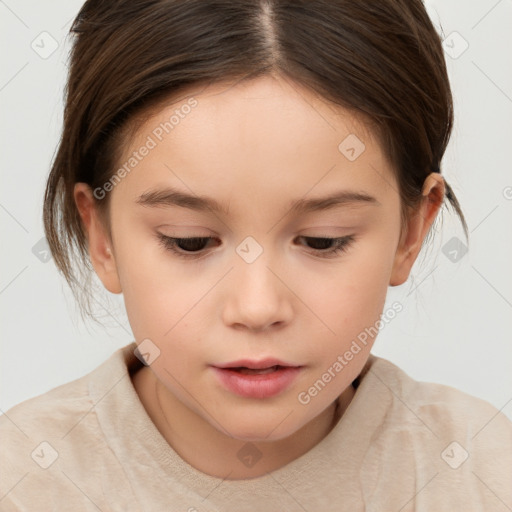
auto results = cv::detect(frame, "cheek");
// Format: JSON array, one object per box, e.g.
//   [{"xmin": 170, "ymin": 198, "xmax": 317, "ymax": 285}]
[
  {"xmin": 314, "ymin": 241, "xmax": 394, "ymax": 321},
  {"xmin": 118, "ymin": 215, "xmax": 396, "ymax": 351},
  {"xmin": 115, "ymin": 233, "xmax": 207, "ymax": 342},
  {"xmin": 298, "ymin": 236, "xmax": 395, "ymax": 361}
]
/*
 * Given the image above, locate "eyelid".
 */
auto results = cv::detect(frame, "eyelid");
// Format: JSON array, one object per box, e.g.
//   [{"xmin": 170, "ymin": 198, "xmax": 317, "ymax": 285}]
[
  {"xmin": 156, "ymin": 235, "xmax": 220, "ymax": 260},
  {"xmin": 155, "ymin": 233, "xmax": 356, "ymax": 260},
  {"xmin": 298, "ymin": 235, "xmax": 356, "ymax": 258}
]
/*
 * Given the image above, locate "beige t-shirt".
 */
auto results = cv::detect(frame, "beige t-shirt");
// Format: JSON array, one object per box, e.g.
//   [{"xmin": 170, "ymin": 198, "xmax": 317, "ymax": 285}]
[{"xmin": 1, "ymin": 342, "xmax": 511, "ymax": 511}]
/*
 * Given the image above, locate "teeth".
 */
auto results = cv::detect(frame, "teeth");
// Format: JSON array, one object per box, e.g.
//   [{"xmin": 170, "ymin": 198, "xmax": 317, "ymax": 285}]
[{"xmin": 235, "ymin": 366, "xmax": 279, "ymax": 375}]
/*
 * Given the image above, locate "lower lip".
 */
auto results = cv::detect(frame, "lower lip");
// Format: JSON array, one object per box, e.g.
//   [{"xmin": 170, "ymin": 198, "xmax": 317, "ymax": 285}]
[{"xmin": 211, "ymin": 366, "xmax": 302, "ymax": 398}]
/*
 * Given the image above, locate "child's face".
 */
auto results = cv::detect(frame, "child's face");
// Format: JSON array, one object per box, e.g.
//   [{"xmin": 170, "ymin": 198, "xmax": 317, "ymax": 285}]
[{"xmin": 80, "ymin": 75, "xmax": 438, "ymax": 441}]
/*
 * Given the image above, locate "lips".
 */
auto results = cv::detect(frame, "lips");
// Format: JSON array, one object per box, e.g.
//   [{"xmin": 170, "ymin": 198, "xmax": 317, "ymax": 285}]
[
  {"xmin": 215, "ymin": 358, "xmax": 296, "ymax": 370},
  {"xmin": 211, "ymin": 359, "xmax": 302, "ymax": 398},
  {"xmin": 230, "ymin": 366, "xmax": 281, "ymax": 375}
]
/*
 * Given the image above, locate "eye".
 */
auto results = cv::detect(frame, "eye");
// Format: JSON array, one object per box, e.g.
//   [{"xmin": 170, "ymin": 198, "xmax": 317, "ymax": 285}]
[
  {"xmin": 156, "ymin": 234, "xmax": 356, "ymax": 260},
  {"xmin": 157, "ymin": 235, "xmax": 219, "ymax": 259},
  {"xmin": 296, "ymin": 235, "xmax": 356, "ymax": 258}
]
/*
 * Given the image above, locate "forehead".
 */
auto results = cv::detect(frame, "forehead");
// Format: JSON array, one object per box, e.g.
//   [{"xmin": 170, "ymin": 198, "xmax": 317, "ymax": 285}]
[{"xmin": 112, "ymin": 75, "xmax": 395, "ymax": 209}]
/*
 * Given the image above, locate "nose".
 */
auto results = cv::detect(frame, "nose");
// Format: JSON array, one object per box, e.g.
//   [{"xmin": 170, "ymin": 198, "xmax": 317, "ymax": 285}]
[{"xmin": 221, "ymin": 252, "xmax": 293, "ymax": 332}]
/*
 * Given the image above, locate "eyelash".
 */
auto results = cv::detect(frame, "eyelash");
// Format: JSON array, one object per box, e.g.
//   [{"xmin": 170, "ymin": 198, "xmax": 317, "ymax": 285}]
[{"xmin": 156, "ymin": 234, "xmax": 356, "ymax": 260}]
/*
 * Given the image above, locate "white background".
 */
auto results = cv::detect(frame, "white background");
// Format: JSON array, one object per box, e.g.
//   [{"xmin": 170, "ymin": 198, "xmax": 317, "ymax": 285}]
[{"xmin": 1, "ymin": 0, "xmax": 511, "ymax": 420}]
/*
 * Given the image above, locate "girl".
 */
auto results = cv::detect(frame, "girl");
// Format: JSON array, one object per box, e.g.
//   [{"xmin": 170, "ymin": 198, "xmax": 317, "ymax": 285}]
[{"xmin": 1, "ymin": 0, "xmax": 511, "ymax": 510}]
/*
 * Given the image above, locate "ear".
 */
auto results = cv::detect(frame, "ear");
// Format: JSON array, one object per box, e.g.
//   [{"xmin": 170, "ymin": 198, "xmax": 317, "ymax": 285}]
[
  {"xmin": 73, "ymin": 183, "xmax": 122, "ymax": 294},
  {"xmin": 389, "ymin": 173, "xmax": 445, "ymax": 287}
]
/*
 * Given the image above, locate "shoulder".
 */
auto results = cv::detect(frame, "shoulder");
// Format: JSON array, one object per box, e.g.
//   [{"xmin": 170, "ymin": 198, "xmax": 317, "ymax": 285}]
[
  {"xmin": 0, "ymin": 343, "xmax": 139, "ymax": 511},
  {"xmin": 368, "ymin": 355, "xmax": 512, "ymax": 439},
  {"xmin": 0, "ymin": 343, "xmax": 134, "ymax": 439},
  {"xmin": 358, "ymin": 355, "xmax": 512, "ymax": 510},
  {"xmin": 1, "ymin": 364, "xmax": 92, "ymax": 437}
]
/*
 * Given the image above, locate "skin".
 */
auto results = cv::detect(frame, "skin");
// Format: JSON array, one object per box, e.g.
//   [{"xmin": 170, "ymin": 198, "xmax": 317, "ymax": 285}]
[{"xmin": 74, "ymin": 73, "xmax": 445, "ymax": 480}]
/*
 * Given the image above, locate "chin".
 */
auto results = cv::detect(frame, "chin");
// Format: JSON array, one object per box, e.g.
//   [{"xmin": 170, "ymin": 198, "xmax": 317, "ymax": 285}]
[
  {"xmin": 228, "ymin": 429, "xmax": 295, "ymax": 443},
  {"xmin": 216, "ymin": 412, "xmax": 303, "ymax": 443}
]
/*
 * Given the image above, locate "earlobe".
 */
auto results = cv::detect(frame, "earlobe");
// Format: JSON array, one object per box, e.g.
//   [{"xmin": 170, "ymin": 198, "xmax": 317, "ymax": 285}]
[
  {"xmin": 389, "ymin": 173, "xmax": 445, "ymax": 287},
  {"xmin": 73, "ymin": 183, "xmax": 122, "ymax": 294}
]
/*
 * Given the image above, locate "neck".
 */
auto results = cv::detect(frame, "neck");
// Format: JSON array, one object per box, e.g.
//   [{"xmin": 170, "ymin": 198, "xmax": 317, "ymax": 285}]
[{"xmin": 132, "ymin": 365, "xmax": 355, "ymax": 479}]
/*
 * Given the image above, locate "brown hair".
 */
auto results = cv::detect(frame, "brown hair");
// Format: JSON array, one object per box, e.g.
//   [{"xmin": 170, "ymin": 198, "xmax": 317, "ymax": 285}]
[{"xmin": 43, "ymin": 0, "xmax": 468, "ymax": 323}]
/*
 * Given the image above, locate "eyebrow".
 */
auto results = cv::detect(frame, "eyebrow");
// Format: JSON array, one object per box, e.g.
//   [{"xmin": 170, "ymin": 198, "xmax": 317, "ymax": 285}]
[{"xmin": 135, "ymin": 186, "xmax": 380, "ymax": 215}]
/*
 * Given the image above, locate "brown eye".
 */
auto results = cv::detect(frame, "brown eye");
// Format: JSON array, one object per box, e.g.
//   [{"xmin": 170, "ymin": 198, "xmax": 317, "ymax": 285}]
[
  {"xmin": 297, "ymin": 235, "xmax": 356, "ymax": 258},
  {"xmin": 173, "ymin": 237, "xmax": 211, "ymax": 252},
  {"xmin": 157, "ymin": 235, "xmax": 219, "ymax": 259}
]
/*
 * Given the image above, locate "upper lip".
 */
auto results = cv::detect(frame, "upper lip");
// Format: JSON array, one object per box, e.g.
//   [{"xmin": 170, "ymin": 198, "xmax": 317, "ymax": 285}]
[{"xmin": 213, "ymin": 358, "xmax": 300, "ymax": 370}]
